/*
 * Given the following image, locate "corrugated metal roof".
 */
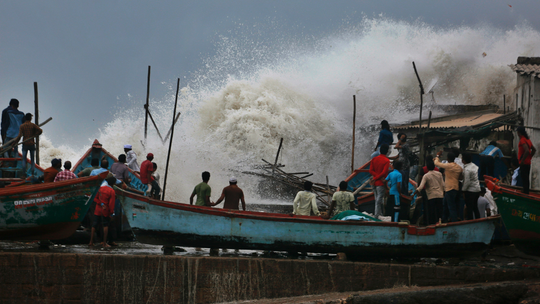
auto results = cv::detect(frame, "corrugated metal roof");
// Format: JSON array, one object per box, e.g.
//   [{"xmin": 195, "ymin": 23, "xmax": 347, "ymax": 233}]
[
  {"xmin": 394, "ymin": 112, "xmax": 505, "ymax": 130},
  {"xmin": 509, "ymin": 64, "xmax": 540, "ymax": 78}
]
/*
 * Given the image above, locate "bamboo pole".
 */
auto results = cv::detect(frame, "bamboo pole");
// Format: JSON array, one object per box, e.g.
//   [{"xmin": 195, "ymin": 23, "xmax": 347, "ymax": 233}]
[
  {"xmin": 146, "ymin": 109, "xmax": 164, "ymax": 142},
  {"xmin": 34, "ymin": 82, "xmax": 39, "ymax": 165},
  {"xmin": 162, "ymin": 78, "xmax": 180, "ymax": 201},
  {"xmin": 144, "ymin": 66, "xmax": 151, "ymax": 140},
  {"xmin": 272, "ymin": 138, "xmax": 283, "ymax": 176},
  {"xmin": 326, "ymin": 176, "xmax": 331, "ymax": 204},
  {"xmin": 351, "ymin": 95, "xmax": 356, "ymax": 174},
  {"xmin": 412, "ymin": 62, "xmax": 425, "ymax": 128},
  {"xmin": 162, "ymin": 112, "xmax": 182, "ymax": 143},
  {"xmin": 412, "ymin": 62, "xmax": 425, "ymax": 166}
]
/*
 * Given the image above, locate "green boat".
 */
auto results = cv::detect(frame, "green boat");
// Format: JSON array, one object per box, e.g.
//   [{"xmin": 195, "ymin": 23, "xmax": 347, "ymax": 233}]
[
  {"xmin": 486, "ymin": 178, "xmax": 540, "ymax": 255},
  {"xmin": 0, "ymin": 172, "xmax": 106, "ymax": 240}
]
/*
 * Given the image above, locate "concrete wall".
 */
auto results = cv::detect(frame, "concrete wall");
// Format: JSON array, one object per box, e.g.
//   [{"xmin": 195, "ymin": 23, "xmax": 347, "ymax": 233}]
[{"xmin": 1, "ymin": 252, "xmax": 540, "ymax": 304}]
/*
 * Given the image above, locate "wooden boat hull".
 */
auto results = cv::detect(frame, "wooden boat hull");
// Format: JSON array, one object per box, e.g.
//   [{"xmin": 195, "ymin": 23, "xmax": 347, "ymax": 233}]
[
  {"xmin": 486, "ymin": 179, "xmax": 540, "ymax": 255},
  {"xmin": 0, "ymin": 174, "xmax": 104, "ymax": 240},
  {"xmin": 118, "ymin": 188, "xmax": 499, "ymax": 258}
]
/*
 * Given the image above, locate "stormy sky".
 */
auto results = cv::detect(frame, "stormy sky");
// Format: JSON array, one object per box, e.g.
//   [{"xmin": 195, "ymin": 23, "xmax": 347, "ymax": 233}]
[{"xmin": 1, "ymin": 0, "xmax": 538, "ymax": 148}]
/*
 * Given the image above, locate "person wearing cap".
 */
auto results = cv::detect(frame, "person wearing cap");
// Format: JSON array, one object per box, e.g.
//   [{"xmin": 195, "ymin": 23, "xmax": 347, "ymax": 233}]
[
  {"xmin": 213, "ymin": 177, "xmax": 246, "ymax": 211},
  {"xmin": 124, "ymin": 144, "xmax": 140, "ymax": 172},
  {"xmin": 15, "ymin": 113, "xmax": 42, "ymax": 177},
  {"xmin": 43, "ymin": 158, "xmax": 62, "ymax": 183},
  {"xmin": 140, "ymin": 153, "xmax": 158, "ymax": 197},
  {"xmin": 88, "ymin": 176, "xmax": 117, "ymax": 248},
  {"xmin": 1, "ymin": 98, "xmax": 25, "ymax": 157}
]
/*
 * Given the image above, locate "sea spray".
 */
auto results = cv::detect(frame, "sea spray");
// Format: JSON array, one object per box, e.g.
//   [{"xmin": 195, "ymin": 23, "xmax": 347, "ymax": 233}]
[{"xmin": 39, "ymin": 18, "xmax": 540, "ymax": 203}]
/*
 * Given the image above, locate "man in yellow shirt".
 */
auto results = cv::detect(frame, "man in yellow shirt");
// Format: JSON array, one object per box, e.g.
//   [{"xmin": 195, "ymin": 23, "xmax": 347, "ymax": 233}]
[{"xmin": 434, "ymin": 151, "xmax": 463, "ymax": 222}]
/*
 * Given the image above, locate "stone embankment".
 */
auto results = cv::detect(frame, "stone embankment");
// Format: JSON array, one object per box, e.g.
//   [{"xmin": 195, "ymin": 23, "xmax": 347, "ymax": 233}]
[{"xmin": 1, "ymin": 252, "xmax": 540, "ymax": 303}]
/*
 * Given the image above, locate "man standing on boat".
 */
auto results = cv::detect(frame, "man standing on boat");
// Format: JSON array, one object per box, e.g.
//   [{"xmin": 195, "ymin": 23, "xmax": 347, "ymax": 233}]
[
  {"xmin": 371, "ymin": 120, "xmax": 393, "ymax": 159},
  {"xmin": 213, "ymin": 177, "xmax": 246, "ymax": 211},
  {"xmin": 517, "ymin": 127, "xmax": 536, "ymax": 194},
  {"xmin": 54, "ymin": 161, "xmax": 77, "ymax": 181},
  {"xmin": 369, "ymin": 144, "xmax": 390, "ymax": 219},
  {"xmin": 89, "ymin": 176, "xmax": 117, "ymax": 248},
  {"xmin": 293, "ymin": 181, "xmax": 320, "ymax": 216},
  {"xmin": 1, "ymin": 98, "xmax": 25, "ymax": 158},
  {"xmin": 386, "ymin": 160, "xmax": 402, "ymax": 222},
  {"xmin": 392, "ymin": 133, "xmax": 411, "ymax": 195},
  {"xmin": 124, "ymin": 144, "xmax": 140, "ymax": 172},
  {"xmin": 325, "ymin": 181, "xmax": 355, "ymax": 218},
  {"xmin": 190, "ymin": 171, "xmax": 213, "ymax": 206},
  {"xmin": 462, "ymin": 153, "xmax": 481, "ymax": 220},
  {"xmin": 413, "ymin": 160, "xmax": 445, "ymax": 225},
  {"xmin": 43, "ymin": 158, "xmax": 62, "ymax": 183},
  {"xmin": 15, "ymin": 113, "xmax": 42, "ymax": 177},
  {"xmin": 435, "ymin": 151, "xmax": 463, "ymax": 222},
  {"xmin": 479, "ymin": 141, "xmax": 504, "ymax": 180}
]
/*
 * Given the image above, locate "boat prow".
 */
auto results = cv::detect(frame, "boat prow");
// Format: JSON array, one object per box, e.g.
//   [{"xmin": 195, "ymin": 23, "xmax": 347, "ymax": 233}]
[{"xmin": 0, "ymin": 173, "xmax": 106, "ymax": 240}]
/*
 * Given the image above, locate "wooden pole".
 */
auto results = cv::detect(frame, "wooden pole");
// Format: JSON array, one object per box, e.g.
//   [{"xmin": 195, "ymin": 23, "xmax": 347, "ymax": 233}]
[
  {"xmin": 272, "ymin": 138, "xmax": 284, "ymax": 176},
  {"xmin": 33, "ymin": 82, "xmax": 40, "ymax": 166},
  {"xmin": 326, "ymin": 176, "xmax": 331, "ymax": 204},
  {"xmin": 162, "ymin": 112, "xmax": 182, "ymax": 143},
  {"xmin": 412, "ymin": 62, "xmax": 425, "ymax": 129},
  {"xmin": 162, "ymin": 78, "xmax": 180, "ymax": 200},
  {"xmin": 503, "ymin": 95, "xmax": 506, "ymax": 132},
  {"xmin": 146, "ymin": 109, "xmax": 164, "ymax": 142},
  {"xmin": 144, "ymin": 66, "xmax": 151, "ymax": 140},
  {"xmin": 351, "ymin": 95, "xmax": 356, "ymax": 174}
]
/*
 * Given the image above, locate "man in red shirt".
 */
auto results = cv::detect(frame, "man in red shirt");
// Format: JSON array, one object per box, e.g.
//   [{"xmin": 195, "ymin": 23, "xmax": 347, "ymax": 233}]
[
  {"xmin": 43, "ymin": 158, "xmax": 62, "ymax": 183},
  {"xmin": 517, "ymin": 127, "xmax": 536, "ymax": 194},
  {"xmin": 89, "ymin": 176, "xmax": 117, "ymax": 247},
  {"xmin": 369, "ymin": 144, "xmax": 390, "ymax": 218},
  {"xmin": 140, "ymin": 153, "xmax": 157, "ymax": 197}
]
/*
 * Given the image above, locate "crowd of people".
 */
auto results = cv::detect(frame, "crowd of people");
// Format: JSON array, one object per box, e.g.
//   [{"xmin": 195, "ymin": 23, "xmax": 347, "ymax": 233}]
[{"xmin": 365, "ymin": 120, "xmax": 537, "ymax": 224}]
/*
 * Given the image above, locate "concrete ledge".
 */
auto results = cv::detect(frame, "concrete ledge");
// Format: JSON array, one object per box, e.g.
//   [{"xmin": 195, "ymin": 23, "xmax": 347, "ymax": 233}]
[{"xmin": 1, "ymin": 252, "xmax": 540, "ymax": 303}]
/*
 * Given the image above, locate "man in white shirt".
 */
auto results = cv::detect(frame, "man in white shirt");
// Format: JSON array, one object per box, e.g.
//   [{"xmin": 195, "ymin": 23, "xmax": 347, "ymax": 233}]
[
  {"xmin": 293, "ymin": 181, "xmax": 320, "ymax": 216},
  {"xmin": 124, "ymin": 144, "xmax": 140, "ymax": 172},
  {"xmin": 462, "ymin": 153, "xmax": 481, "ymax": 220}
]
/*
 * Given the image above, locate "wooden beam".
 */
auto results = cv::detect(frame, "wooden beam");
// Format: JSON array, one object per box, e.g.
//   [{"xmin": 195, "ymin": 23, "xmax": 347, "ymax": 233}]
[
  {"xmin": 162, "ymin": 78, "xmax": 181, "ymax": 201},
  {"xmin": 34, "ymin": 82, "xmax": 39, "ymax": 165},
  {"xmin": 144, "ymin": 66, "xmax": 151, "ymax": 140}
]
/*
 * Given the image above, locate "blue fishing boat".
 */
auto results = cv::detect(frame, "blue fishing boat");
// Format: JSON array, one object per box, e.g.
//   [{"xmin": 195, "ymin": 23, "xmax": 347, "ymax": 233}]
[
  {"xmin": 72, "ymin": 139, "xmax": 147, "ymax": 194},
  {"xmin": 0, "ymin": 173, "xmax": 106, "ymax": 240},
  {"xmin": 117, "ymin": 187, "xmax": 499, "ymax": 258}
]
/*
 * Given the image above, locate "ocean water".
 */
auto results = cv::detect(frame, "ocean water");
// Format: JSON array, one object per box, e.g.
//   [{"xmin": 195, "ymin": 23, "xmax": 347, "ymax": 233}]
[{"xmin": 38, "ymin": 18, "xmax": 540, "ymax": 203}]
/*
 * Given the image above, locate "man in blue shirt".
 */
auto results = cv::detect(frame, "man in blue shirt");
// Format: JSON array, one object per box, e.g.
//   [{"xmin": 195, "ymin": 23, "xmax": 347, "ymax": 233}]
[
  {"xmin": 372, "ymin": 120, "xmax": 393, "ymax": 159},
  {"xmin": 386, "ymin": 160, "xmax": 403, "ymax": 222},
  {"xmin": 1, "ymin": 99, "xmax": 25, "ymax": 157},
  {"xmin": 479, "ymin": 141, "xmax": 504, "ymax": 180}
]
